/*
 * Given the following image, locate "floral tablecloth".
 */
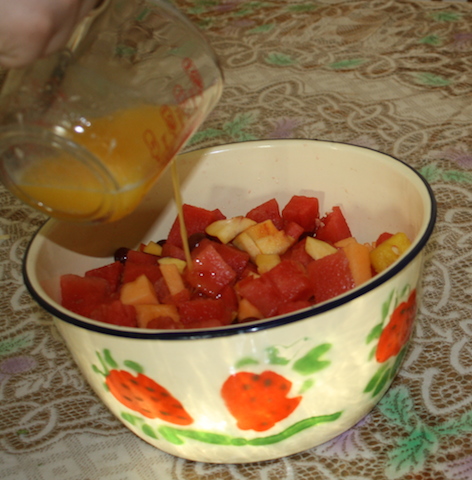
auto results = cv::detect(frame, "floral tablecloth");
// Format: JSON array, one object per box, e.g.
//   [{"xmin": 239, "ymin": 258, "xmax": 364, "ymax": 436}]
[{"xmin": 2, "ymin": 0, "xmax": 472, "ymax": 479}]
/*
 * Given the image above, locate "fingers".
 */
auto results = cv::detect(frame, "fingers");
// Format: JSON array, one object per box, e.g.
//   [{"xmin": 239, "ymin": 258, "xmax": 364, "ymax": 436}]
[{"xmin": 0, "ymin": 0, "xmax": 99, "ymax": 69}]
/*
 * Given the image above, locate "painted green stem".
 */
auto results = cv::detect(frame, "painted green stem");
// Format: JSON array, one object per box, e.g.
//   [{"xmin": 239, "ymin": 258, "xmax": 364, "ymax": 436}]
[{"xmin": 158, "ymin": 411, "xmax": 343, "ymax": 446}]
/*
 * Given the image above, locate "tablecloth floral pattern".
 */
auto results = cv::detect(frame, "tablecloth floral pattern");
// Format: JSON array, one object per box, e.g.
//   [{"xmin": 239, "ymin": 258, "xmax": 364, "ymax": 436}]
[{"xmin": 1, "ymin": 0, "xmax": 472, "ymax": 479}]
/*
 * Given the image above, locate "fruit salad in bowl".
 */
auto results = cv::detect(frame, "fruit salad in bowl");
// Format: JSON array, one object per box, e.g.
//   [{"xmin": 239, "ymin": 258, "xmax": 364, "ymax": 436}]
[{"xmin": 23, "ymin": 139, "xmax": 436, "ymax": 463}]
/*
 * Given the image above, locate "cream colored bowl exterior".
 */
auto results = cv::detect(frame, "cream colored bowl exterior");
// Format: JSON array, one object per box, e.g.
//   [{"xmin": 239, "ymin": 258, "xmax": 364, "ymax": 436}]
[{"xmin": 24, "ymin": 140, "xmax": 435, "ymax": 464}]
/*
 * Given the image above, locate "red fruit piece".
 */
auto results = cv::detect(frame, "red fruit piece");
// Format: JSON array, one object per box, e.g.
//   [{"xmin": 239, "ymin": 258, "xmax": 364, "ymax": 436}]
[
  {"xmin": 246, "ymin": 198, "xmax": 284, "ymax": 230},
  {"xmin": 282, "ymin": 195, "xmax": 319, "ymax": 233},
  {"xmin": 85, "ymin": 261, "xmax": 124, "ymax": 292},
  {"xmin": 106, "ymin": 370, "xmax": 193, "ymax": 425},
  {"xmin": 146, "ymin": 316, "xmax": 183, "ymax": 330},
  {"xmin": 236, "ymin": 275, "xmax": 284, "ymax": 317},
  {"xmin": 376, "ymin": 290, "xmax": 417, "ymax": 363},
  {"xmin": 185, "ymin": 243, "xmax": 237, "ymax": 297},
  {"xmin": 375, "ymin": 232, "xmax": 394, "ymax": 246},
  {"xmin": 90, "ymin": 300, "xmax": 137, "ymax": 327},
  {"xmin": 126, "ymin": 250, "xmax": 159, "ymax": 264},
  {"xmin": 122, "ymin": 262, "xmax": 162, "ymax": 285},
  {"xmin": 60, "ymin": 274, "xmax": 111, "ymax": 317},
  {"xmin": 307, "ymin": 250, "xmax": 355, "ymax": 304},
  {"xmin": 277, "ymin": 300, "xmax": 312, "ymax": 315},
  {"xmin": 283, "ymin": 238, "xmax": 313, "ymax": 268},
  {"xmin": 316, "ymin": 206, "xmax": 352, "ymax": 244},
  {"xmin": 178, "ymin": 298, "xmax": 233, "ymax": 328},
  {"xmin": 283, "ymin": 221, "xmax": 304, "ymax": 242},
  {"xmin": 218, "ymin": 284, "xmax": 239, "ymax": 315},
  {"xmin": 161, "ymin": 242, "xmax": 186, "ymax": 261},
  {"xmin": 221, "ymin": 371, "xmax": 302, "ymax": 431},
  {"xmin": 167, "ymin": 204, "xmax": 226, "ymax": 248},
  {"xmin": 209, "ymin": 240, "xmax": 250, "ymax": 278},
  {"xmin": 265, "ymin": 260, "xmax": 313, "ymax": 303}
]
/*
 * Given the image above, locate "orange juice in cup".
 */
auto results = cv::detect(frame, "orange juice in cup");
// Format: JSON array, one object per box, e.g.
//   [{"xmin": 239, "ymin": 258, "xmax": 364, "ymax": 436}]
[{"xmin": 8, "ymin": 101, "xmax": 208, "ymax": 222}]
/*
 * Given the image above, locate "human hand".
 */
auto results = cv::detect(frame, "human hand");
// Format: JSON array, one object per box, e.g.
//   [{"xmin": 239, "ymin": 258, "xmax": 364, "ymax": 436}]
[{"xmin": 0, "ymin": 0, "xmax": 98, "ymax": 69}]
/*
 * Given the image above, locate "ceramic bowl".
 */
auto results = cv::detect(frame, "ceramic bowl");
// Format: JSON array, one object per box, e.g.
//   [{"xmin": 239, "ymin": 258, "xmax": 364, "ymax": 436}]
[{"xmin": 23, "ymin": 139, "xmax": 436, "ymax": 463}]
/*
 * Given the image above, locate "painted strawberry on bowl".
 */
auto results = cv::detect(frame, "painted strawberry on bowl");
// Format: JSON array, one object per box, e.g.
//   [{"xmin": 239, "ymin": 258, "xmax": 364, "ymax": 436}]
[
  {"xmin": 376, "ymin": 290, "xmax": 417, "ymax": 363},
  {"xmin": 221, "ymin": 370, "xmax": 302, "ymax": 432},
  {"xmin": 94, "ymin": 349, "xmax": 194, "ymax": 425},
  {"xmin": 23, "ymin": 139, "xmax": 436, "ymax": 463}
]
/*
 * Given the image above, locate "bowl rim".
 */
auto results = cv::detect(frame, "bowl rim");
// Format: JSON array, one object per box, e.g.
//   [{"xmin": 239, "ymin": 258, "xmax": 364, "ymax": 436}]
[{"xmin": 23, "ymin": 138, "xmax": 437, "ymax": 340}]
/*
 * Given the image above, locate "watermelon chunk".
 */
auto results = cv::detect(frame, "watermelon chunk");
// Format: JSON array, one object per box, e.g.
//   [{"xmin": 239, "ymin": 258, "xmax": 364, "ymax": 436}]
[
  {"xmin": 126, "ymin": 250, "xmax": 159, "ymax": 265},
  {"xmin": 60, "ymin": 274, "xmax": 111, "ymax": 317},
  {"xmin": 146, "ymin": 316, "xmax": 183, "ymax": 330},
  {"xmin": 282, "ymin": 238, "xmax": 313, "ymax": 268},
  {"xmin": 282, "ymin": 195, "xmax": 319, "ymax": 233},
  {"xmin": 85, "ymin": 261, "xmax": 123, "ymax": 292},
  {"xmin": 157, "ymin": 283, "xmax": 191, "ymax": 305},
  {"xmin": 277, "ymin": 300, "xmax": 312, "ymax": 315},
  {"xmin": 246, "ymin": 198, "xmax": 284, "ymax": 230},
  {"xmin": 178, "ymin": 298, "xmax": 233, "ymax": 328},
  {"xmin": 185, "ymin": 243, "xmax": 237, "ymax": 297},
  {"xmin": 284, "ymin": 221, "xmax": 304, "ymax": 242},
  {"xmin": 161, "ymin": 242, "xmax": 186, "ymax": 261},
  {"xmin": 90, "ymin": 300, "xmax": 137, "ymax": 327},
  {"xmin": 217, "ymin": 284, "xmax": 239, "ymax": 314},
  {"xmin": 265, "ymin": 260, "xmax": 313, "ymax": 303},
  {"xmin": 236, "ymin": 275, "xmax": 285, "ymax": 317},
  {"xmin": 200, "ymin": 238, "xmax": 250, "ymax": 278},
  {"xmin": 307, "ymin": 250, "xmax": 355, "ymax": 304},
  {"xmin": 375, "ymin": 232, "xmax": 394, "ymax": 246},
  {"xmin": 316, "ymin": 206, "xmax": 352, "ymax": 244},
  {"xmin": 166, "ymin": 204, "xmax": 226, "ymax": 248},
  {"xmin": 122, "ymin": 262, "xmax": 163, "ymax": 285}
]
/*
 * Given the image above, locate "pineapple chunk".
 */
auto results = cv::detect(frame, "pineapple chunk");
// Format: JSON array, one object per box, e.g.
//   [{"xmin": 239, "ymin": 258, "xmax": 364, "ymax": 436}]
[
  {"xmin": 255, "ymin": 254, "xmax": 281, "ymax": 274},
  {"xmin": 370, "ymin": 232, "xmax": 411, "ymax": 273},
  {"xmin": 233, "ymin": 231, "xmax": 262, "ymax": 259},
  {"xmin": 235, "ymin": 220, "xmax": 294, "ymax": 258},
  {"xmin": 305, "ymin": 237, "xmax": 337, "ymax": 260},
  {"xmin": 206, "ymin": 216, "xmax": 257, "ymax": 244},
  {"xmin": 158, "ymin": 256, "xmax": 187, "ymax": 274},
  {"xmin": 246, "ymin": 219, "xmax": 279, "ymax": 239},
  {"xmin": 141, "ymin": 240, "xmax": 163, "ymax": 256},
  {"xmin": 255, "ymin": 229, "xmax": 295, "ymax": 255}
]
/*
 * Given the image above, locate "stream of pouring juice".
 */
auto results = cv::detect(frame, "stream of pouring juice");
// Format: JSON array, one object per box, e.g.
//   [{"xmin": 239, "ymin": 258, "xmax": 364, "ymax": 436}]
[{"xmin": 15, "ymin": 103, "xmax": 189, "ymax": 222}]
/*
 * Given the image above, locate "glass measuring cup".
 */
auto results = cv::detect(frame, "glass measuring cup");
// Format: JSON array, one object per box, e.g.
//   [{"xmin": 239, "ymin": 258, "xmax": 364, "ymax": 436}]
[{"xmin": 0, "ymin": 0, "xmax": 223, "ymax": 223}]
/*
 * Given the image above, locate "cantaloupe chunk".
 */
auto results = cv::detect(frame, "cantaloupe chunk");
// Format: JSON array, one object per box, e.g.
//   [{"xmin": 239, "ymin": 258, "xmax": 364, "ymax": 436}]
[
  {"xmin": 334, "ymin": 237, "xmax": 356, "ymax": 248},
  {"xmin": 238, "ymin": 298, "xmax": 264, "ymax": 322},
  {"xmin": 336, "ymin": 238, "xmax": 372, "ymax": 287},
  {"xmin": 120, "ymin": 274, "xmax": 159, "ymax": 306},
  {"xmin": 134, "ymin": 304, "xmax": 180, "ymax": 328},
  {"xmin": 159, "ymin": 262, "xmax": 186, "ymax": 295}
]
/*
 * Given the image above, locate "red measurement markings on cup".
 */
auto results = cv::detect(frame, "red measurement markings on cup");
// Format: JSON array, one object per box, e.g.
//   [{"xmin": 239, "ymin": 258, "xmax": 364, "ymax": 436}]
[{"xmin": 142, "ymin": 59, "xmax": 206, "ymax": 163}]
